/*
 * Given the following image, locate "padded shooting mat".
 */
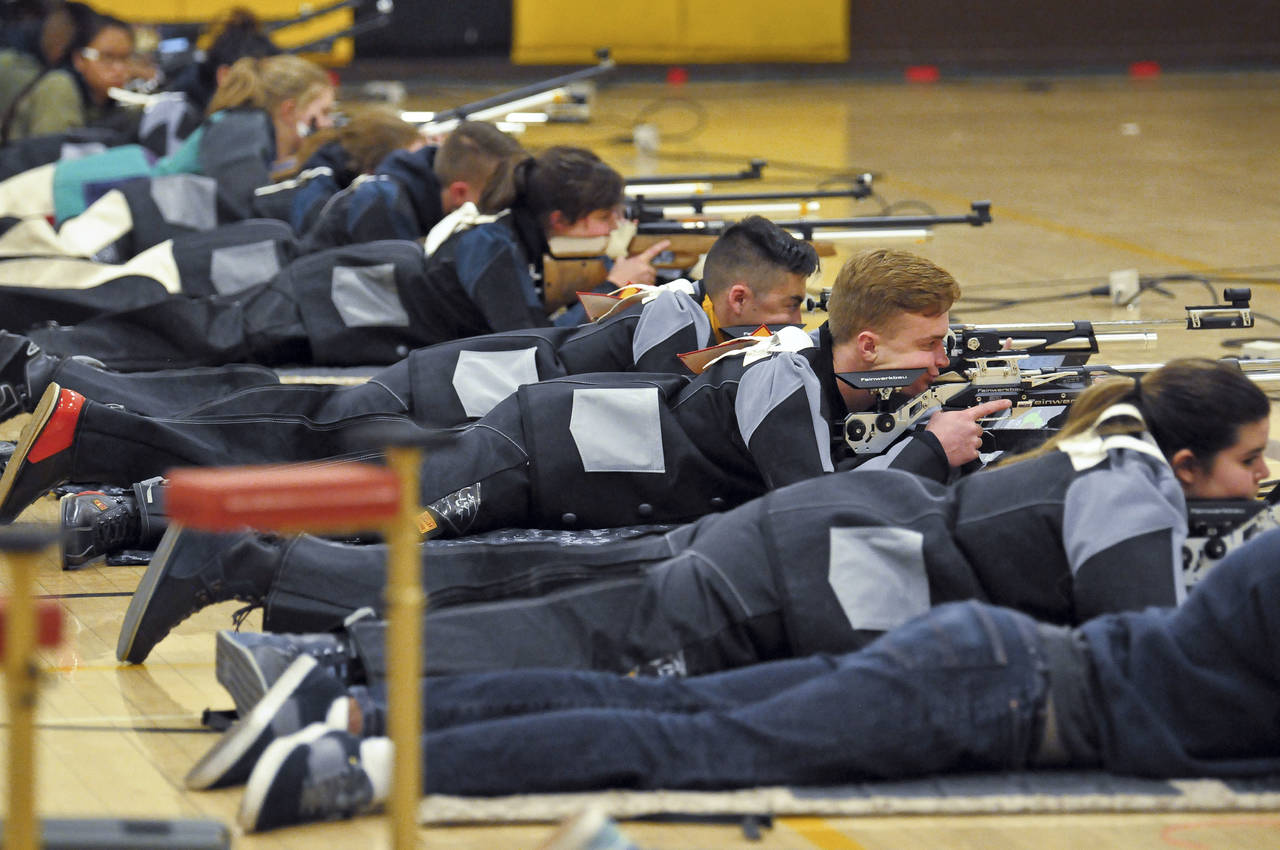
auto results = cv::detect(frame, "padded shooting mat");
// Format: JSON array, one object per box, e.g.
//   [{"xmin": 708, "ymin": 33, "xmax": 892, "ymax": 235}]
[{"xmin": 419, "ymin": 772, "xmax": 1280, "ymax": 824}]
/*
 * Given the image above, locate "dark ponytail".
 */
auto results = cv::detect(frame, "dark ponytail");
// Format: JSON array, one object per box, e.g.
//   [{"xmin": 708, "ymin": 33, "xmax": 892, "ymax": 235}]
[
  {"xmin": 478, "ymin": 145, "xmax": 623, "ymax": 231},
  {"xmin": 478, "ymin": 153, "xmax": 533, "ymax": 213}
]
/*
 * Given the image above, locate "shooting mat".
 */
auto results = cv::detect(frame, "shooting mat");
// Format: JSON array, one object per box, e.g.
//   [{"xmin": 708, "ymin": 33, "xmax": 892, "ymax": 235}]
[{"xmin": 419, "ymin": 772, "xmax": 1280, "ymax": 824}]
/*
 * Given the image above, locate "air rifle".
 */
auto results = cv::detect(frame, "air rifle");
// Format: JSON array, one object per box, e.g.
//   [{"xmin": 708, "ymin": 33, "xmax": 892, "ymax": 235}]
[
  {"xmin": 626, "ymin": 159, "xmax": 767, "ymax": 187},
  {"xmin": 626, "ymin": 175, "xmax": 875, "ymax": 223},
  {"xmin": 541, "ymin": 228, "xmax": 838, "ymax": 312},
  {"xmin": 803, "ymin": 286, "xmax": 1254, "ymax": 366},
  {"xmin": 841, "ymin": 290, "xmax": 1263, "ymax": 456},
  {"xmin": 414, "ymin": 49, "xmax": 615, "ymax": 135},
  {"xmin": 541, "ymin": 202, "xmax": 991, "ymax": 312},
  {"xmin": 842, "ymin": 350, "xmax": 1280, "ymax": 457}
]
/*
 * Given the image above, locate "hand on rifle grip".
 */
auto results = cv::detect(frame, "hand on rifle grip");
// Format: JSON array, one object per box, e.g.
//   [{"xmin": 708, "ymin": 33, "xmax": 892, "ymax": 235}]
[{"xmin": 925, "ymin": 398, "xmax": 1013, "ymax": 467}]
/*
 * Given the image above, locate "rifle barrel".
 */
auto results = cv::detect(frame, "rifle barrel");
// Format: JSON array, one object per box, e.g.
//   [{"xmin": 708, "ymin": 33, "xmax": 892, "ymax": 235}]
[
  {"xmin": 634, "ymin": 204, "xmax": 991, "ymax": 236},
  {"xmin": 626, "ymin": 160, "xmax": 767, "ymax": 185},
  {"xmin": 631, "ymin": 186, "xmax": 873, "ymax": 208},
  {"xmin": 431, "ymin": 52, "xmax": 615, "ymax": 124},
  {"xmin": 1095, "ymin": 332, "xmax": 1158, "ymax": 347}
]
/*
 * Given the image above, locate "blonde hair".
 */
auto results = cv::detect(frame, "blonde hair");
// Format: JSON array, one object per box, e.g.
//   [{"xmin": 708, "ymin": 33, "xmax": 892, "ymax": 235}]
[
  {"xmin": 827, "ymin": 250, "xmax": 961, "ymax": 344},
  {"xmin": 282, "ymin": 103, "xmax": 422, "ymax": 179},
  {"xmin": 206, "ymin": 55, "xmax": 330, "ymax": 117}
]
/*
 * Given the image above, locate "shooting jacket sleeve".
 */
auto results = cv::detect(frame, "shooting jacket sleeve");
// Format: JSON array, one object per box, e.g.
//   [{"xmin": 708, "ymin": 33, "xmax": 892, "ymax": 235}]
[
  {"xmin": 734, "ymin": 353, "xmax": 833, "ymax": 489},
  {"xmin": 453, "ymin": 228, "xmax": 549, "ymax": 332},
  {"xmin": 193, "ymin": 110, "xmax": 275, "ymax": 223},
  {"xmin": 1062, "ymin": 451, "xmax": 1186, "ymax": 621},
  {"xmin": 839, "ymin": 428, "xmax": 950, "ymax": 484}
]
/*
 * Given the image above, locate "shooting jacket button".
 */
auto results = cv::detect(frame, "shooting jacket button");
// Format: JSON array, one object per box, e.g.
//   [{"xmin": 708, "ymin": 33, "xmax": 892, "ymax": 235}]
[
  {"xmin": 636, "ymin": 503, "xmax": 654, "ymax": 518},
  {"xmin": 395, "ymin": 344, "xmax": 409, "ymax": 358},
  {"xmin": 561, "ymin": 512, "xmax": 578, "ymax": 526},
  {"xmin": 709, "ymin": 497, "xmax": 727, "ymax": 510}
]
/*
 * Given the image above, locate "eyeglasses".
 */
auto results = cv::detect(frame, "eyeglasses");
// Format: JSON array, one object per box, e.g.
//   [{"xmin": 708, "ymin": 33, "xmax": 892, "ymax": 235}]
[{"xmin": 80, "ymin": 47, "xmax": 134, "ymax": 67}]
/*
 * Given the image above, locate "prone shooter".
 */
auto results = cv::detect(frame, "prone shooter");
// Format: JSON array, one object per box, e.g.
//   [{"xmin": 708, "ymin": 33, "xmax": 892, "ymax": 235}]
[{"xmin": 841, "ymin": 288, "xmax": 1257, "ymax": 460}]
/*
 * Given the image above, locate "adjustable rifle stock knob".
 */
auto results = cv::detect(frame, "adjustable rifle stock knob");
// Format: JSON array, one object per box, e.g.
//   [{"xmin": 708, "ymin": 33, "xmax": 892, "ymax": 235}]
[
  {"xmin": 847, "ymin": 420, "xmax": 867, "ymax": 441},
  {"xmin": 875, "ymin": 414, "xmax": 897, "ymax": 433}
]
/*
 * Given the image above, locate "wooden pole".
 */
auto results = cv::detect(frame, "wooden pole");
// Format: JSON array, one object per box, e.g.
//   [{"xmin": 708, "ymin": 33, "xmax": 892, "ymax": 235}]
[
  {"xmin": 383, "ymin": 447, "xmax": 424, "ymax": 849},
  {"xmin": 3, "ymin": 531, "xmax": 52, "ymax": 850}
]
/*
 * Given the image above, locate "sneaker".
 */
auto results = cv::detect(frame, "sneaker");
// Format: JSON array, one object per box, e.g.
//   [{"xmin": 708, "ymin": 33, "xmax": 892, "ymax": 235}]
[
  {"xmin": 239, "ymin": 724, "xmax": 386, "ymax": 832},
  {"xmin": 116, "ymin": 526, "xmax": 280, "ymax": 664},
  {"xmin": 0, "ymin": 383, "xmax": 85, "ymax": 523},
  {"xmin": 538, "ymin": 807, "xmax": 645, "ymax": 850},
  {"xmin": 216, "ymin": 629, "xmax": 356, "ymax": 716},
  {"xmin": 186, "ymin": 655, "xmax": 350, "ymax": 790},
  {"xmin": 60, "ymin": 476, "xmax": 168, "ymax": 568}
]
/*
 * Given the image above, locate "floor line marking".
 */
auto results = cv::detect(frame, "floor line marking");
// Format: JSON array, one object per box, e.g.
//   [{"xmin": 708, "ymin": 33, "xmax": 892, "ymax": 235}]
[{"xmin": 781, "ymin": 816, "xmax": 870, "ymax": 849}]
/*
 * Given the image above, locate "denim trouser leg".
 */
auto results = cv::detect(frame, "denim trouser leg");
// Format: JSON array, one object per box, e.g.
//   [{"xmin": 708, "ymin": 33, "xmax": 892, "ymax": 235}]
[
  {"xmin": 418, "ymin": 601, "xmax": 1049, "ymax": 795},
  {"xmin": 355, "ymin": 654, "xmax": 844, "ymax": 737}
]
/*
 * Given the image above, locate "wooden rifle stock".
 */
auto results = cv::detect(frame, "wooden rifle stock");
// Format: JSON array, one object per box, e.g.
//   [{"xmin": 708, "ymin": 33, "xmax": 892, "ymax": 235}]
[{"xmin": 542, "ymin": 233, "xmax": 836, "ymax": 313}]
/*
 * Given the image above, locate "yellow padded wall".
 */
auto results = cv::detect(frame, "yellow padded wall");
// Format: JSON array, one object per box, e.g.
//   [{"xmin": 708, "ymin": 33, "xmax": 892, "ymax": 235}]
[
  {"xmin": 513, "ymin": 0, "xmax": 849, "ymax": 64},
  {"xmin": 90, "ymin": 0, "xmax": 354, "ymax": 66}
]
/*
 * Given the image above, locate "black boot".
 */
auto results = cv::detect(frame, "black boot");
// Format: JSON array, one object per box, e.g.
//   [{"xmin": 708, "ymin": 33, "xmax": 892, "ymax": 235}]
[
  {"xmin": 0, "ymin": 330, "xmax": 62, "ymax": 423},
  {"xmin": 59, "ymin": 476, "xmax": 170, "ymax": 568},
  {"xmin": 419, "ymin": 482, "xmax": 482, "ymax": 538},
  {"xmin": 116, "ymin": 527, "xmax": 284, "ymax": 664}
]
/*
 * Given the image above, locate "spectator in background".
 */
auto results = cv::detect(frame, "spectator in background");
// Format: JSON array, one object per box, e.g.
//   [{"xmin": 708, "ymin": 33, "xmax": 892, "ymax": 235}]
[
  {"xmin": 162, "ymin": 7, "xmax": 280, "ymax": 114},
  {"xmin": 1, "ymin": 2, "xmax": 137, "ymax": 143}
]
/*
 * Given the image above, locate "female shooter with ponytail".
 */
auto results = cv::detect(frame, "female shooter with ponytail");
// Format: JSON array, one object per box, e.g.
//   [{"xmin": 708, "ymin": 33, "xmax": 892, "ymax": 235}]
[{"xmin": 423, "ymin": 144, "xmax": 668, "ymax": 331}]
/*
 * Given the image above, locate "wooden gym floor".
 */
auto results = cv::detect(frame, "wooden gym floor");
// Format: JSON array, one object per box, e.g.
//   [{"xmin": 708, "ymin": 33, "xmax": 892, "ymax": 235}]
[{"xmin": 3, "ymin": 68, "xmax": 1280, "ymax": 848}]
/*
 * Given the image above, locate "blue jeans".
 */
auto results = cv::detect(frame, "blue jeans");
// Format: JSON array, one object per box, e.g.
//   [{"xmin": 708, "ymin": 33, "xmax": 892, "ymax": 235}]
[{"xmin": 414, "ymin": 600, "xmax": 1050, "ymax": 795}]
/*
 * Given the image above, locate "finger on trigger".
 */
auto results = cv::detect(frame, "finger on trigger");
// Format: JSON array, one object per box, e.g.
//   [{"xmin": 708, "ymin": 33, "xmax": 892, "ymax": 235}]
[
  {"xmin": 976, "ymin": 398, "xmax": 1012, "ymax": 417},
  {"xmin": 639, "ymin": 239, "xmax": 671, "ymax": 261}
]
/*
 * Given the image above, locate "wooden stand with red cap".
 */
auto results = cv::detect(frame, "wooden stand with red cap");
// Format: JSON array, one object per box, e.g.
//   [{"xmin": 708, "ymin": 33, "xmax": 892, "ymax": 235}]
[
  {"xmin": 165, "ymin": 449, "xmax": 424, "ymax": 849},
  {"xmin": 0, "ymin": 525, "xmax": 62, "ymax": 850}
]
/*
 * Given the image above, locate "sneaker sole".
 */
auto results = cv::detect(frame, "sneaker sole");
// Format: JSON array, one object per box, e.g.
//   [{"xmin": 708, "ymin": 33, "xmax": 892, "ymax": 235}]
[
  {"xmin": 216, "ymin": 630, "xmax": 271, "ymax": 717},
  {"xmin": 186, "ymin": 655, "xmax": 319, "ymax": 790},
  {"xmin": 115, "ymin": 523, "xmax": 185, "ymax": 663},
  {"xmin": 0, "ymin": 382, "xmax": 61, "ymax": 522},
  {"xmin": 238, "ymin": 721, "xmax": 334, "ymax": 830}
]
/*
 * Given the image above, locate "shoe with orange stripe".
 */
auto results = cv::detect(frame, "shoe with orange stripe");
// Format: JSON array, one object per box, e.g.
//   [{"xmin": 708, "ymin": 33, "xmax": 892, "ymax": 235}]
[{"xmin": 0, "ymin": 382, "xmax": 84, "ymax": 523}]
